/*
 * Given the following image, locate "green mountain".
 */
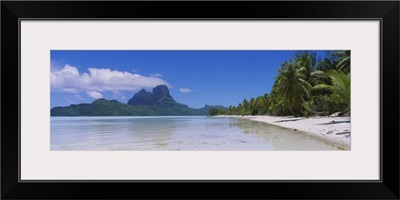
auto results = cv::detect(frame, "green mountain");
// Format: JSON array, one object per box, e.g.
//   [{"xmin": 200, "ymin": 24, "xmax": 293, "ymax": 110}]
[
  {"xmin": 51, "ymin": 98, "xmax": 157, "ymax": 116},
  {"xmin": 197, "ymin": 104, "xmax": 227, "ymax": 114},
  {"xmin": 51, "ymin": 85, "xmax": 226, "ymax": 116}
]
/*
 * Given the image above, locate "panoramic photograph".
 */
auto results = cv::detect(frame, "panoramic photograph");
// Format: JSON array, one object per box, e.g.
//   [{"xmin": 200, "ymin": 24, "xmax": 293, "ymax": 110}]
[{"xmin": 50, "ymin": 50, "xmax": 350, "ymax": 151}]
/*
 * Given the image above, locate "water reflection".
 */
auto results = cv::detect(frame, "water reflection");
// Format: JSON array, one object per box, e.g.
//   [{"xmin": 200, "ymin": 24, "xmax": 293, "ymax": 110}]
[
  {"xmin": 125, "ymin": 117, "xmax": 176, "ymax": 149},
  {"xmin": 228, "ymin": 118, "xmax": 338, "ymax": 150},
  {"xmin": 51, "ymin": 116, "xmax": 340, "ymax": 151}
]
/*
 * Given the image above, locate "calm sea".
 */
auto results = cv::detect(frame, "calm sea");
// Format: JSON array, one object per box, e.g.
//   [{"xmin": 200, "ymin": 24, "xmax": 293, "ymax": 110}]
[{"xmin": 51, "ymin": 116, "xmax": 342, "ymax": 150}]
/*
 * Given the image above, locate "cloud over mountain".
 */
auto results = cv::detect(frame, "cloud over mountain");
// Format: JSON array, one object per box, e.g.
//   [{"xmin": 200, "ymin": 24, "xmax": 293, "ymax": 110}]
[
  {"xmin": 86, "ymin": 91, "xmax": 103, "ymax": 99},
  {"xmin": 51, "ymin": 65, "xmax": 171, "ymax": 95}
]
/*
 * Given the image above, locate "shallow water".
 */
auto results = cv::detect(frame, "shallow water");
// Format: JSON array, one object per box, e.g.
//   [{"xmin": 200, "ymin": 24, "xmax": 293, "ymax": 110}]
[{"xmin": 50, "ymin": 116, "xmax": 342, "ymax": 150}]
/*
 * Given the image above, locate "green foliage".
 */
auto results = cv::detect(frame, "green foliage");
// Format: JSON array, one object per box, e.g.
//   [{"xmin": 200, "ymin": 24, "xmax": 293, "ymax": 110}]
[
  {"xmin": 219, "ymin": 51, "xmax": 351, "ymax": 117},
  {"xmin": 52, "ymin": 85, "xmax": 228, "ymax": 116},
  {"xmin": 52, "ymin": 98, "xmax": 224, "ymax": 116},
  {"xmin": 208, "ymin": 107, "xmax": 228, "ymax": 116},
  {"xmin": 51, "ymin": 98, "xmax": 155, "ymax": 116},
  {"xmin": 54, "ymin": 52, "xmax": 351, "ymax": 118},
  {"xmin": 274, "ymin": 61, "xmax": 312, "ymax": 115},
  {"xmin": 313, "ymin": 70, "xmax": 350, "ymax": 114},
  {"xmin": 334, "ymin": 50, "xmax": 350, "ymax": 72}
]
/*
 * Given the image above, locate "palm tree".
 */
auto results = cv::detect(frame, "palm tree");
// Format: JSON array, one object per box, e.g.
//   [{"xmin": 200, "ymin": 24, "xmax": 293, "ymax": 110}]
[
  {"xmin": 254, "ymin": 96, "xmax": 263, "ymax": 114},
  {"xmin": 295, "ymin": 51, "xmax": 317, "ymax": 85},
  {"xmin": 241, "ymin": 99, "xmax": 249, "ymax": 115},
  {"xmin": 274, "ymin": 61, "xmax": 312, "ymax": 115},
  {"xmin": 334, "ymin": 50, "xmax": 350, "ymax": 72},
  {"xmin": 228, "ymin": 106, "xmax": 233, "ymax": 115},
  {"xmin": 315, "ymin": 51, "xmax": 339, "ymax": 71},
  {"xmin": 313, "ymin": 70, "xmax": 350, "ymax": 113},
  {"xmin": 236, "ymin": 103, "xmax": 242, "ymax": 115},
  {"xmin": 242, "ymin": 99, "xmax": 249, "ymax": 109}
]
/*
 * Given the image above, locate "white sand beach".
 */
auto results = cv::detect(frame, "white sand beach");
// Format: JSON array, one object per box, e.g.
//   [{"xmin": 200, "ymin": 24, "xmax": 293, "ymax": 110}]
[{"xmin": 217, "ymin": 115, "xmax": 351, "ymax": 150}]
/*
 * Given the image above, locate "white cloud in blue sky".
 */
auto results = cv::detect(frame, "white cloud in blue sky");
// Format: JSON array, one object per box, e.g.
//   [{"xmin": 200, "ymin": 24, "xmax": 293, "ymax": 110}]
[
  {"xmin": 179, "ymin": 88, "xmax": 192, "ymax": 93},
  {"xmin": 51, "ymin": 50, "xmax": 326, "ymax": 108},
  {"xmin": 62, "ymin": 88, "xmax": 79, "ymax": 94},
  {"xmin": 86, "ymin": 91, "xmax": 103, "ymax": 99},
  {"xmin": 149, "ymin": 73, "xmax": 163, "ymax": 77},
  {"xmin": 112, "ymin": 91, "xmax": 127, "ymax": 100},
  {"xmin": 51, "ymin": 64, "xmax": 171, "ymax": 97}
]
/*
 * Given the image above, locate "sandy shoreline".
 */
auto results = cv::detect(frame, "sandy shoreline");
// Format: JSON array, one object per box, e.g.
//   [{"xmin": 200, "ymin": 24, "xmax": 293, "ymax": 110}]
[{"xmin": 216, "ymin": 115, "xmax": 351, "ymax": 150}]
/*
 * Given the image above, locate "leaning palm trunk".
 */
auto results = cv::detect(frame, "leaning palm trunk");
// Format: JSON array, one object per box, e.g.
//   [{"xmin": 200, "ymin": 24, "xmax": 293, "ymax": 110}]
[{"xmin": 302, "ymin": 100, "xmax": 326, "ymax": 116}]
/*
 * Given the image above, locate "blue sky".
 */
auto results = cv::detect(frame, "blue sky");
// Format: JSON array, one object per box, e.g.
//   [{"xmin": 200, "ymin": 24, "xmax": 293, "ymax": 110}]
[{"xmin": 51, "ymin": 50, "xmax": 326, "ymax": 109}]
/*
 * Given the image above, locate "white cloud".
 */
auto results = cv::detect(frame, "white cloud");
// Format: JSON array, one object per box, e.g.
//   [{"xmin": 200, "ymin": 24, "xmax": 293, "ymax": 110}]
[
  {"xmin": 149, "ymin": 73, "xmax": 163, "ymax": 77},
  {"xmin": 51, "ymin": 65, "xmax": 171, "ymax": 94},
  {"xmin": 179, "ymin": 88, "xmax": 192, "ymax": 93},
  {"xmin": 62, "ymin": 88, "xmax": 79, "ymax": 94},
  {"xmin": 112, "ymin": 91, "xmax": 127, "ymax": 100},
  {"xmin": 86, "ymin": 91, "xmax": 103, "ymax": 99}
]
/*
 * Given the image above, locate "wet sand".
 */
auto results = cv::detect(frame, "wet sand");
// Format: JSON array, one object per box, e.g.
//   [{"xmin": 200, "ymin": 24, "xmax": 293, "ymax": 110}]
[{"xmin": 216, "ymin": 115, "xmax": 351, "ymax": 150}]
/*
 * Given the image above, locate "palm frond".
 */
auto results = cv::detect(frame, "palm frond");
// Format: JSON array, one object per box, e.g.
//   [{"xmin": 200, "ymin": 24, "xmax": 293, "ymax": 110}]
[{"xmin": 313, "ymin": 84, "xmax": 333, "ymax": 91}]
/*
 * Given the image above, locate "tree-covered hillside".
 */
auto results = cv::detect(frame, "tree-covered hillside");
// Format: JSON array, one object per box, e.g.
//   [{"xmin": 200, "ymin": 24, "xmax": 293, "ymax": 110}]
[{"xmin": 51, "ymin": 85, "xmax": 226, "ymax": 116}]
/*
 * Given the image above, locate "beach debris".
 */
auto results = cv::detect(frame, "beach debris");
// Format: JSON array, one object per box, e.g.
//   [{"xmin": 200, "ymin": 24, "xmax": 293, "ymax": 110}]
[
  {"xmin": 294, "ymin": 129, "xmax": 297, "ymax": 132},
  {"xmin": 234, "ymin": 139, "xmax": 247, "ymax": 143},
  {"xmin": 336, "ymin": 131, "xmax": 351, "ymax": 135},
  {"xmin": 278, "ymin": 118, "xmax": 302, "ymax": 122},
  {"xmin": 337, "ymin": 146, "xmax": 346, "ymax": 150}
]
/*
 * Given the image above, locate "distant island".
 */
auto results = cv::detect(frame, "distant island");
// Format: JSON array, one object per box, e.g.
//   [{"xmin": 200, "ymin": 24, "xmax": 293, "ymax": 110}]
[{"xmin": 51, "ymin": 85, "xmax": 226, "ymax": 116}]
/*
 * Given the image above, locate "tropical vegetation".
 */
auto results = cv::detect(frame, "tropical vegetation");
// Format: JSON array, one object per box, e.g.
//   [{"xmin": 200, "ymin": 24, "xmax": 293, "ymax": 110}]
[
  {"xmin": 51, "ymin": 85, "xmax": 226, "ymax": 116},
  {"xmin": 209, "ymin": 50, "xmax": 350, "ymax": 117}
]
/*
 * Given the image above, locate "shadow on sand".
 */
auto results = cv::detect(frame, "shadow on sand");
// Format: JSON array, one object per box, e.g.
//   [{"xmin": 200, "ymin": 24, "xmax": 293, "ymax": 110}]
[
  {"xmin": 273, "ymin": 118, "xmax": 302, "ymax": 123},
  {"xmin": 315, "ymin": 120, "xmax": 350, "ymax": 125}
]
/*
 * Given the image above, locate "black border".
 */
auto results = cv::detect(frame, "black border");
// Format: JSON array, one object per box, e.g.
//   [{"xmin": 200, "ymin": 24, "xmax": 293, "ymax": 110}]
[{"xmin": 2, "ymin": 1, "xmax": 399, "ymax": 199}]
